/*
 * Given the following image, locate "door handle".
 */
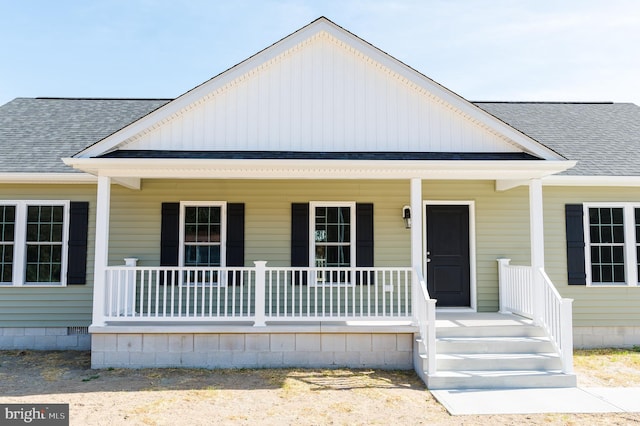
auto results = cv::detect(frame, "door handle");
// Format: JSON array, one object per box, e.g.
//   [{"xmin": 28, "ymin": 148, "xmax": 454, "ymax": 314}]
[{"xmin": 426, "ymin": 251, "xmax": 431, "ymax": 263}]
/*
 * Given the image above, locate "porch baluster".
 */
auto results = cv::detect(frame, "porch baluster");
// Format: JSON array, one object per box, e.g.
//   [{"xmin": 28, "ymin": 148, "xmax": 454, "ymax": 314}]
[{"xmin": 254, "ymin": 261, "xmax": 267, "ymax": 326}]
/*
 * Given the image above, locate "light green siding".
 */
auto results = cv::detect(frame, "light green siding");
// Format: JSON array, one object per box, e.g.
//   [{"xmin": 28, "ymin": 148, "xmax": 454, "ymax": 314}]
[
  {"xmin": 109, "ymin": 180, "xmax": 414, "ymax": 267},
  {"xmin": 0, "ymin": 184, "xmax": 96, "ymax": 327},
  {"xmin": 544, "ymin": 186, "xmax": 640, "ymax": 327},
  {"xmin": 109, "ymin": 179, "xmax": 533, "ymax": 314},
  {"xmin": 8, "ymin": 179, "xmax": 635, "ymax": 328}
]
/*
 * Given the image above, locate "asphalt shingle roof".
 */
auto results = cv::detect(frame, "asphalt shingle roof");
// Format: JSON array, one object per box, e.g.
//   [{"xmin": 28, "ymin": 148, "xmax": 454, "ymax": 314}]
[
  {"xmin": 0, "ymin": 98, "xmax": 169, "ymax": 173},
  {"xmin": 0, "ymin": 97, "xmax": 638, "ymax": 177},
  {"xmin": 475, "ymin": 102, "xmax": 640, "ymax": 176}
]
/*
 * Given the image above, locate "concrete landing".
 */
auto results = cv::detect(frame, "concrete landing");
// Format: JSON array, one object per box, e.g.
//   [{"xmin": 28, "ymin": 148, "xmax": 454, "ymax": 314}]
[{"xmin": 431, "ymin": 387, "xmax": 640, "ymax": 415}]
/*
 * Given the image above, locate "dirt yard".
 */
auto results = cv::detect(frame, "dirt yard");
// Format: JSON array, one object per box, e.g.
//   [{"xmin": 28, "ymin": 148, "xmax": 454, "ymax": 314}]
[{"xmin": 1, "ymin": 349, "xmax": 640, "ymax": 425}]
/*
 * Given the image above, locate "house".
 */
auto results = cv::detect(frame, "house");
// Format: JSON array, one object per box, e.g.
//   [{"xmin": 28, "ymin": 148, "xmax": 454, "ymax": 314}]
[{"xmin": 1, "ymin": 17, "xmax": 639, "ymax": 389}]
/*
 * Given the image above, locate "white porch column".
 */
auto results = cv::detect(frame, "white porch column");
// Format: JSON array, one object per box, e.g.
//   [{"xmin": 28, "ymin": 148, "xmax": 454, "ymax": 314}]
[
  {"xmin": 529, "ymin": 178, "xmax": 545, "ymax": 325},
  {"xmin": 92, "ymin": 175, "xmax": 111, "ymax": 327},
  {"xmin": 410, "ymin": 178, "xmax": 423, "ymax": 319},
  {"xmin": 410, "ymin": 178, "xmax": 423, "ymax": 275}
]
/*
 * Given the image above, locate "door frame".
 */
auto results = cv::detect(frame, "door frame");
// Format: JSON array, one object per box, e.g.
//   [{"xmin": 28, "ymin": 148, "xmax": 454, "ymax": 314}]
[{"xmin": 423, "ymin": 200, "xmax": 477, "ymax": 311}]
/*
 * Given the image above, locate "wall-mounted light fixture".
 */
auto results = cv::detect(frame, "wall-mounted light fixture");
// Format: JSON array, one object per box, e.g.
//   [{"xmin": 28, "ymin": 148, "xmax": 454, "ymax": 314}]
[{"xmin": 402, "ymin": 205, "xmax": 411, "ymax": 229}]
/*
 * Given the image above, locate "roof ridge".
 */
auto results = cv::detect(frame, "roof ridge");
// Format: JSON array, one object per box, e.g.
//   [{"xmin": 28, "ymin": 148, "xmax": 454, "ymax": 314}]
[
  {"xmin": 473, "ymin": 101, "xmax": 614, "ymax": 105},
  {"xmin": 33, "ymin": 97, "xmax": 174, "ymax": 101}
]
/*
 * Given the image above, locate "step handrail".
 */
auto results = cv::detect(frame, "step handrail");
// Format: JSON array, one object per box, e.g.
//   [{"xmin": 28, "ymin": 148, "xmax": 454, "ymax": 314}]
[
  {"xmin": 537, "ymin": 267, "xmax": 574, "ymax": 374},
  {"xmin": 414, "ymin": 267, "xmax": 437, "ymax": 375}
]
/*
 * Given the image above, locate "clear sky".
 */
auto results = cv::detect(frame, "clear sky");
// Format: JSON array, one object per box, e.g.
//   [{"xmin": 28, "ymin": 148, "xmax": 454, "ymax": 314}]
[{"xmin": 1, "ymin": 0, "xmax": 639, "ymax": 106}]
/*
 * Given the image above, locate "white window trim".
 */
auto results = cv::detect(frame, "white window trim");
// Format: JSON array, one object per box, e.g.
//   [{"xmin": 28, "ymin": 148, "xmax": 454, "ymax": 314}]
[
  {"xmin": 583, "ymin": 202, "xmax": 639, "ymax": 287},
  {"xmin": 0, "ymin": 200, "xmax": 70, "ymax": 287},
  {"xmin": 309, "ymin": 202, "xmax": 356, "ymax": 286},
  {"xmin": 178, "ymin": 202, "xmax": 227, "ymax": 286}
]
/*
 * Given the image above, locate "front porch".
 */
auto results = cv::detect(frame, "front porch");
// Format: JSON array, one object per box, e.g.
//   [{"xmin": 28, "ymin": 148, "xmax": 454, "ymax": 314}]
[{"xmin": 91, "ymin": 259, "xmax": 575, "ymax": 390}]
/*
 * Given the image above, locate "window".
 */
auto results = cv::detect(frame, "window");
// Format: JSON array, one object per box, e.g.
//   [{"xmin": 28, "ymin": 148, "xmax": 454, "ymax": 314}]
[
  {"xmin": 311, "ymin": 203, "xmax": 355, "ymax": 284},
  {"xmin": 26, "ymin": 205, "xmax": 64, "ymax": 283},
  {"xmin": 0, "ymin": 205, "xmax": 15, "ymax": 283},
  {"xmin": 0, "ymin": 201, "xmax": 69, "ymax": 286},
  {"xmin": 636, "ymin": 208, "xmax": 640, "ymax": 284},
  {"xmin": 182, "ymin": 204, "xmax": 224, "ymax": 267},
  {"xmin": 178, "ymin": 203, "xmax": 227, "ymax": 286},
  {"xmin": 584, "ymin": 204, "xmax": 640, "ymax": 286}
]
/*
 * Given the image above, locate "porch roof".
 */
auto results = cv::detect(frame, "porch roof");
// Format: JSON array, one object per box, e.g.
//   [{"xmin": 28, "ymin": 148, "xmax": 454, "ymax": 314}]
[{"xmin": 63, "ymin": 155, "xmax": 575, "ymax": 183}]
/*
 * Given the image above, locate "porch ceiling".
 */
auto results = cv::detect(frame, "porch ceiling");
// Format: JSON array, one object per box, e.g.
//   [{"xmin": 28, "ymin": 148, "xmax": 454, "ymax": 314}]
[{"xmin": 63, "ymin": 157, "xmax": 575, "ymax": 182}]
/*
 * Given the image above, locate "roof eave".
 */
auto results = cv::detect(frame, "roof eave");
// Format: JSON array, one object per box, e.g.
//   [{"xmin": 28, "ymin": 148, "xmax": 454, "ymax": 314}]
[
  {"xmin": 63, "ymin": 157, "xmax": 576, "ymax": 181},
  {"xmin": 543, "ymin": 175, "xmax": 640, "ymax": 187},
  {"xmin": 0, "ymin": 172, "xmax": 97, "ymax": 184}
]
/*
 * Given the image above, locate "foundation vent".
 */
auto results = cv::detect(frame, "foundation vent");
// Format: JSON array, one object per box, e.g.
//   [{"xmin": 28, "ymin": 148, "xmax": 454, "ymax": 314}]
[{"xmin": 67, "ymin": 326, "xmax": 89, "ymax": 335}]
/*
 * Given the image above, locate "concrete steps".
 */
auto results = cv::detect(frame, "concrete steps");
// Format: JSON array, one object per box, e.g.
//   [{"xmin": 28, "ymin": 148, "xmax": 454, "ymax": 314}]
[{"xmin": 424, "ymin": 313, "xmax": 576, "ymax": 390}]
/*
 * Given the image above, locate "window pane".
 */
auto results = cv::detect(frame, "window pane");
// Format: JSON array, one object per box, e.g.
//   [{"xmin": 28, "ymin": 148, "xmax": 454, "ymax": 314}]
[
  {"xmin": 0, "ymin": 245, "xmax": 12, "ymax": 283},
  {"xmin": 3, "ymin": 223, "xmax": 14, "ymax": 242},
  {"xmin": 612, "ymin": 208, "xmax": 624, "ymax": 224},
  {"xmin": 197, "ymin": 207, "xmax": 210, "ymax": 223},
  {"xmin": 39, "ymin": 223, "xmax": 52, "ymax": 242},
  {"xmin": 612, "ymin": 246, "xmax": 625, "ymax": 263},
  {"xmin": 184, "ymin": 225, "xmax": 197, "ymax": 242},
  {"xmin": 315, "ymin": 246, "xmax": 326, "ymax": 267},
  {"xmin": 40, "ymin": 206, "xmax": 52, "ymax": 222},
  {"xmin": 26, "ymin": 224, "xmax": 38, "ymax": 242},
  {"xmin": 0, "ymin": 206, "xmax": 15, "ymax": 243},
  {"xmin": 196, "ymin": 224, "xmax": 209, "ymax": 242},
  {"xmin": 52, "ymin": 206, "xmax": 63, "ymax": 222},
  {"xmin": 52, "ymin": 245, "xmax": 62, "ymax": 263},
  {"xmin": 209, "ymin": 225, "xmax": 221, "ymax": 243},
  {"xmin": 185, "ymin": 207, "xmax": 196, "ymax": 223},
  {"xmin": 26, "ymin": 245, "xmax": 38, "ymax": 262},
  {"xmin": 27, "ymin": 206, "xmax": 38, "ymax": 222}
]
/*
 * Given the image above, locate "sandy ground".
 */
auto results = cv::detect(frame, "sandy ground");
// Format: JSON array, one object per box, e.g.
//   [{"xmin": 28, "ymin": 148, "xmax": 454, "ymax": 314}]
[{"xmin": 1, "ymin": 350, "xmax": 640, "ymax": 425}]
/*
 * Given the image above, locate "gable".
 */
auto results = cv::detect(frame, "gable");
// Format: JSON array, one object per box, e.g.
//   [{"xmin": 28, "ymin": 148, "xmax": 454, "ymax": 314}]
[
  {"xmin": 77, "ymin": 18, "xmax": 562, "ymax": 161},
  {"xmin": 115, "ymin": 32, "xmax": 519, "ymax": 154}
]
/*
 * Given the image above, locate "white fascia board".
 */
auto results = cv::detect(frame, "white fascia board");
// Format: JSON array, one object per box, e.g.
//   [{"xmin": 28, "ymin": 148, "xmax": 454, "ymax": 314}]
[
  {"xmin": 0, "ymin": 172, "xmax": 97, "ymax": 184},
  {"xmin": 63, "ymin": 158, "xmax": 576, "ymax": 181},
  {"xmin": 543, "ymin": 175, "xmax": 640, "ymax": 187}
]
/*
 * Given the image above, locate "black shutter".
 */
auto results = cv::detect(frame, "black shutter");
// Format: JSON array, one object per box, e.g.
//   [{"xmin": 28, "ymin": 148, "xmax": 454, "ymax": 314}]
[
  {"xmin": 291, "ymin": 203, "xmax": 309, "ymax": 285},
  {"xmin": 160, "ymin": 203, "xmax": 180, "ymax": 266},
  {"xmin": 227, "ymin": 203, "xmax": 245, "ymax": 270},
  {"xmin": 356, "ymin": 203, "xmax": 374, "ymax": 284},
  {"xmin": 356, "ymin": 203, "xmax": 374, "ymax": 267},
  {"xmin": 566, "ymin": 204, "xmax": 586, "ymax": 285},
  {"xmin": 291, "ymin": 203, "xmax": 309, "ymax": 266},
  {"xmin": 67, "ymin": 201, "xmax": 89, "ymax": 285}
]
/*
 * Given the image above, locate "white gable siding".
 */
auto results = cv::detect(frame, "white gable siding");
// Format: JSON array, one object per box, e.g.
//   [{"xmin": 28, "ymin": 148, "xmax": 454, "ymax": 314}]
[{"xmin": 121, "ymin": 32, "xmax": 521, "ymax": 154}]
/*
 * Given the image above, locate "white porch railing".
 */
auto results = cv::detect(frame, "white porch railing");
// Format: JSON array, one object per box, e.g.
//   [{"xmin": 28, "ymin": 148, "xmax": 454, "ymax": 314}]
[
  {"xmin": 104, "ymin": 266, "xmax": 257, "ymax": 321},
  {"xmin": 414, "ymin": 268, "xmax": 437, "ymax": 375},
  {"xmin": 102, "ymin": 262, "xmax": 414, "ymax": 324},
  {"xmin": 263, "ymin": 266, "xmax": 413, "ymax": 321},
  {"xmin": 497, "ymin": 258, "xmax": 574, "ymax": 373}
]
